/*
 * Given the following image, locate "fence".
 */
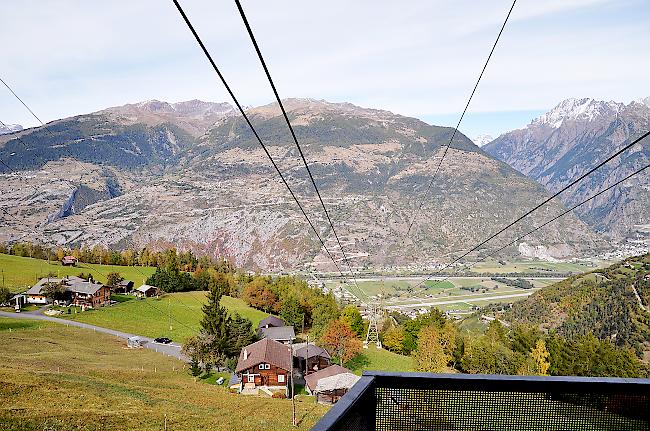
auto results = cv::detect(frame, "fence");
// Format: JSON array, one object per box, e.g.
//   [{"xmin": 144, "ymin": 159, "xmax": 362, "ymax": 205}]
[{"xmin": 311, "ymin": 371, "xmax": 650, "ymax": 431}]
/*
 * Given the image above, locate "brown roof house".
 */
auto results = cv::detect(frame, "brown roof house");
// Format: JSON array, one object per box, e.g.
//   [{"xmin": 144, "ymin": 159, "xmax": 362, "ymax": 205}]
[
  {"xmin": 235, "ymin": 338, "xmax": 292, "ymax": 396},
  {"xmin": 304, "ymin": 364, "xmax": 360, "ymax": 404},
  {"xmin": 257, "ymin": 315, "xmax": 285, "ymax": 330},
  {"xmin": 25, "ymin": 276, "xmax": 110, "ymax": 308},
  {"xmin": 293, "ymin": 343, "xmax": 331, "ymax": 374}
]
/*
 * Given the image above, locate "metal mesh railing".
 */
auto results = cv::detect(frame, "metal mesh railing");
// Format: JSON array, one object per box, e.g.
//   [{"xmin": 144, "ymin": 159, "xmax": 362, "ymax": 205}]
[{"xmin": 311, "ymin": 372, "xmax": 650, "ymax": 431}]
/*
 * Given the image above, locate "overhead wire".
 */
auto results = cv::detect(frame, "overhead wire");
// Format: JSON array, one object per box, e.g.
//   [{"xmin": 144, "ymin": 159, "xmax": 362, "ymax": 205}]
[
  {"xmin": 401, "ymin": 0, "xmax": 517, "ymax": 241},
  {"xmin": 233, "ymin": 0, "xmax": 365, "ymax": 302},
  {"xmin": 171, "ymin": 0, "xmax": 355, "ymax": 284},
  {"xmin": 415, "ymin": 162, "xmax": 649, "ymax": 290},
  {"xmin": 412, "ymin": 131, "xmax": 649, "ymax": 288}
]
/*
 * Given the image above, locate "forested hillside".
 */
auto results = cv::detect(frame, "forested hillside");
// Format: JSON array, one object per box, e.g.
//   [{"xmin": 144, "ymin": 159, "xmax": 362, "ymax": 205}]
[{"xmin": 508, "ymin": 254, "xmax": 650, "ymax": 359}]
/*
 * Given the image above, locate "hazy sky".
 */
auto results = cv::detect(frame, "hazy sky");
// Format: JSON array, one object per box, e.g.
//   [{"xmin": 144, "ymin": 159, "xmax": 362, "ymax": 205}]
[{"xmin": 1, "ymin": 0, "xmax": 649, "ymax": 139}]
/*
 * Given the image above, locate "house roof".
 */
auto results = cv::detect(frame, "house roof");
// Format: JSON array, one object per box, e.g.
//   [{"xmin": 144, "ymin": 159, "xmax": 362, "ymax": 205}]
[
  {"xmin": 62, "ymin": 256, "xmax": 77, "ymax": 261},
  {"xmin": 235, "ymin": 338, "xmax": 292, "ymax": 373},
  {"xmin": 137, "ymin": 284, "xmax": 158, "ymax": 293},
  {"xmin": 260, "ymin": 326, "xmax": 295, "ymax": 341},
  {"xmin": 25, "ymin": 278, "xmax": 65, "ymax": 295},
  {"xmin": 67, "ymin": 281, "xmax": 103, "ymax": 295},
  {"xmin": 257, "ymin": 315, "xmax": 285, "ymax": 329},
  {"xmin": 315, "ymin": 373, "xmax": 361, "ymax": 393},
  {"xmin": 118, "ymin": 280, "xmax": 134, "ymax": 286},
  {"xmin": 304, "ymin": 365, "xmax": 352, "ymax": 392},
  {"xmin": 294, "ymin": 344, "xmax": 331, "ymax": 360},
  {"xmin": 25, "ymin": 276, "xmax": 87, "ymax": 295}
]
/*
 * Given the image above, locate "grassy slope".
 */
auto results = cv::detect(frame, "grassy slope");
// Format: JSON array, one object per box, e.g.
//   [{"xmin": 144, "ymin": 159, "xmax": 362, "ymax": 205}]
[
  {"xmin": 58, "ymin": 292, "xmax": 269, "ymax": 342},
  {"xmin": 0, "ymin": 253, "xmax": 156, "ymax": 293},
  {"xmin": 0, "ymin": 318, "xmax": 327, "ymax": 431},
  {"xmin": 347, "ymin": 345, "xmax": 415, "ymax": 374}
]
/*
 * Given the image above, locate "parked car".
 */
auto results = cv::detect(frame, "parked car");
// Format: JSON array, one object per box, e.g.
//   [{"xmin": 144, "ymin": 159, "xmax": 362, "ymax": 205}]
[{"xmin": 154, "ymin": 337, "xmax": 172, "ymax": 344}]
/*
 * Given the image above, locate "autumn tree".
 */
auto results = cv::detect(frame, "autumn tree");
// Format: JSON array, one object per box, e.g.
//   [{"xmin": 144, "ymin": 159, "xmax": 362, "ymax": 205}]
[
  {"xmin": 320, "ymin": 319, "xmax": 362, "ymax": 365},
  {"xmin": 414, "ymin": 323, "xmax": 457, "ymax": 372},
  {"xmin": 341, "ymin": 305, "xmax": 364, "ymax": 337},
  {"xmin": 382, "ymin": 327, "xmax": 406, "ymax": 354},
  {"xmin": 106, "ymin": 272, "xmax": 124, "ymax": 288},
  {"xmin": 530, "ymin": 339, "xmax": 550, "ymax": 375}
]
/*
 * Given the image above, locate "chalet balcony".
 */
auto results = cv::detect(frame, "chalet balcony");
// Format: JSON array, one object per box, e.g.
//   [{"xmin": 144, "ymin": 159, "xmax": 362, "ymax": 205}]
[{"xmin": 310, "ymin": 372, "xmax": 649, "ymax": 431}]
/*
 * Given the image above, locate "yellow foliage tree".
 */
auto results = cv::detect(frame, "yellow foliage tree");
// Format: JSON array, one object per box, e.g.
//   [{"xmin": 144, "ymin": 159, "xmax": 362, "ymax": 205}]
[
  {"xmin": 531, "ymin": 339, "xmax": 550, "ymax": 375},
  {"xmin": 414, "ymin": 323, "xmax": 457, "ymax": 373}
]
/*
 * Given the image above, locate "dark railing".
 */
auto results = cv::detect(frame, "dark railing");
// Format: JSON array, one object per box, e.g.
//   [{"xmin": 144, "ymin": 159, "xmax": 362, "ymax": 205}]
[{"xmin": 311, "ymin": 372, "xmax": 650, "ymax": 431}]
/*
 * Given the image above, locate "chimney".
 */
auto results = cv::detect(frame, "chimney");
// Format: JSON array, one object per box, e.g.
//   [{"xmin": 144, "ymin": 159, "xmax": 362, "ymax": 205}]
[{"xmin": 243, "ymin": 349, "xmax": 248, "ymax": 360}]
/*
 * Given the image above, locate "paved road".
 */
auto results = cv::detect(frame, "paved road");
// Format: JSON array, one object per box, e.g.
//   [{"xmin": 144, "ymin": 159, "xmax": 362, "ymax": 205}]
[{"xmin": 0, "ymin": 311, "xmax": 187, "ymax": 361}]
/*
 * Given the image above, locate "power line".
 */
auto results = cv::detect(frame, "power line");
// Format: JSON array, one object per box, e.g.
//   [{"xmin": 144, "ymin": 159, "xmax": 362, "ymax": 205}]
[
  {"xmin": 418, "ymin": 162, "xmax": 649, "ymax": 290},
  {"xmin": 233, "ymin": 0, "xmax": 362, "ymax": 297},
  {"xmin": 0, "ymin": 77, "xmax": 49, "ymax": 127},
  {"xmin": 401, "ymin": 0, "xmax": 517, "ymax": 241},
  {"xmin": 412, "ymin": 130, "xmax": 650, "ymax": 288},
  {"xmin": 171, "ymin": 0, "xmax": 349, "ymax": 280}
]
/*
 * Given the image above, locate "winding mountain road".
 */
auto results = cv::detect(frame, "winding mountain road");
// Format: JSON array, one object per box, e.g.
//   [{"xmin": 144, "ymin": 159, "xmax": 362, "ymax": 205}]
[{"xmin": 0, "ymin": 310, "xmax": 187, "ymax": 361}]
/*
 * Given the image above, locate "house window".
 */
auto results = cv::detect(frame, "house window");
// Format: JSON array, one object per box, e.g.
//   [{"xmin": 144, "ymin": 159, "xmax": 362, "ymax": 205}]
[
  {"xmin": 247, "ymin": 375, "xmax": 255, "ymax": 383},
  {"xmin": 278, "ymin": 374, "xmax": 285, "ymax": 383},
  {"xmin": 259, "ymin": 363, "xmax": 270, "ymax": 370}
]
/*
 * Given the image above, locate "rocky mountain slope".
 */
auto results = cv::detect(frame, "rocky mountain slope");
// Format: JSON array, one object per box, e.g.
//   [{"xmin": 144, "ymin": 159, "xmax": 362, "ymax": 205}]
[
  {"xmin": 485, "ymin": 97, "xmax": 650, "ymax": 244},
  {"xmin": 0, "ymin": 99, "xmax": 604, "ymax": 271}
]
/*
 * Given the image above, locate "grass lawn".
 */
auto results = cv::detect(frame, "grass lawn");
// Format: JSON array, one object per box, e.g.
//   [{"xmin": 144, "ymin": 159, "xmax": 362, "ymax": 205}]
[
  {"xmin": 58, "ymin": 292, "xmax": 270, "ymax": 342},
  {"xmin": 0, "ymin": 317, "xmax": 328, "ymax": 430},
  {"xmin": 346, "ymin": 345, "xmax": 415, "ymax": 374},
  {"xmin": 0, "ymin": 253, "xmax": 156, "ymax": 293}
]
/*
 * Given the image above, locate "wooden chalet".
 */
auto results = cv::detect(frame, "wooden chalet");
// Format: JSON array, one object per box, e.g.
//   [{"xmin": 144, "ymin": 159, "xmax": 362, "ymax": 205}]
[
  {"xmin": 293, "ymin": 343, "xmax": 331, "ymax": 374},
  {"xmin": 68, "ymin": 281, "xmax": 110, "ymax": 308},
  {"xmin": 304, "ymin": 364, "xmax": 360, "ymax": 404},
  {"xmin": 235, "ymin": 338, "xmax": 292, "ymax": 395},
  {"xmin": 114, "ymin": 280, "xmax": 134, "ymax": 294},
  {"xmin": 25, "ymin": 276, "xmax": 110, "ymax": 308},
  {"xmin": 135, "ymin": 284, "xmax": 159, "ymax": 298}
]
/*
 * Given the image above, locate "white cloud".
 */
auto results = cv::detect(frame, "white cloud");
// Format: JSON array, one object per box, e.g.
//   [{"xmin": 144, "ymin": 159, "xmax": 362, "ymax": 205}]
[{"xmin": 1, "ymin": 0, "xmax": 648, "ymax": 132}]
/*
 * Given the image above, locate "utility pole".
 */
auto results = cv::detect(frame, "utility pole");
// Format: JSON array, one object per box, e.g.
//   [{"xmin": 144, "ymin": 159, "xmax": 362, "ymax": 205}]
[
  {"xmin": 168, "ymin": 297, "xmax": 172, "ymax": 332},
  {"xmin": 289, "ymin": 336, "xmax": 296, "ymax": 427}
]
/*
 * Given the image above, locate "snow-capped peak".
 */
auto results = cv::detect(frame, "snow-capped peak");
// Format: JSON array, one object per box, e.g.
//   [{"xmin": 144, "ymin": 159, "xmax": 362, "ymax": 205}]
[
  {"xmin": 531, "ymin": 97, "xmax": 623, "ymax": 129},
  {"xmin": 473, "ymin": 134, "xmax": 494, "ymax": 147},
  {"xmin": 0, "ymin": 123, "xmax": 23, "ymax": 135}
]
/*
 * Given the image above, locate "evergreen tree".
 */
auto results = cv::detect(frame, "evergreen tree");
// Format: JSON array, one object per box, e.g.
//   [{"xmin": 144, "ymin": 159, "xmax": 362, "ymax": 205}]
[
  {"xmin": 200, "ymin": 286, "xmax": 231, "ymax": 358},
  {"xmin": 227, "ymin": 312, "xmax": 257, "ymax": 357},
  {"xmin": 280, "ymin": 296, "xmax": 303, "ymax": 329}
]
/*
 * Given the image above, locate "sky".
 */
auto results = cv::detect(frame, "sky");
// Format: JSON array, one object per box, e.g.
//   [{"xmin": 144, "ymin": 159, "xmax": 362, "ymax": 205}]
[{"xmin": 1, "ymin": 0, "xmax": 649, "ymax": 140}]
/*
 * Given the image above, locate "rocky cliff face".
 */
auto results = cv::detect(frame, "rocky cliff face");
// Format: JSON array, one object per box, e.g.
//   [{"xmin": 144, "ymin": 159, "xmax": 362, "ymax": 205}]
[
  {"xmin": 0, "ymin": 99, "xmax": 603, "ymax": 271},
  {"xmin": 485, "ymin": 98, "xmax": 650, "ymax": 244}
]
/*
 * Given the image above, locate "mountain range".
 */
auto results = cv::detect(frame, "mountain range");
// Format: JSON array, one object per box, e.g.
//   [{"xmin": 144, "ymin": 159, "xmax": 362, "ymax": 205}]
[
  {"xmin": 0, "ymin": 123, "xmax": 22, "ymax": 135},
  {"xmin": 485, "ymin": 97, "xmax": 650, "ymax": 244},
  {"xmin": 0, "ymin": 97, "xmax": 630, "ymax": 271}
]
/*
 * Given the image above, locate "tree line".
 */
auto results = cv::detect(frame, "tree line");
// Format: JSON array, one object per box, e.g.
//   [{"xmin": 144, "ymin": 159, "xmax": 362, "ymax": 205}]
[{"xmin": 1, "ymin": 241, "xmax": 234, "ymax": 272}]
